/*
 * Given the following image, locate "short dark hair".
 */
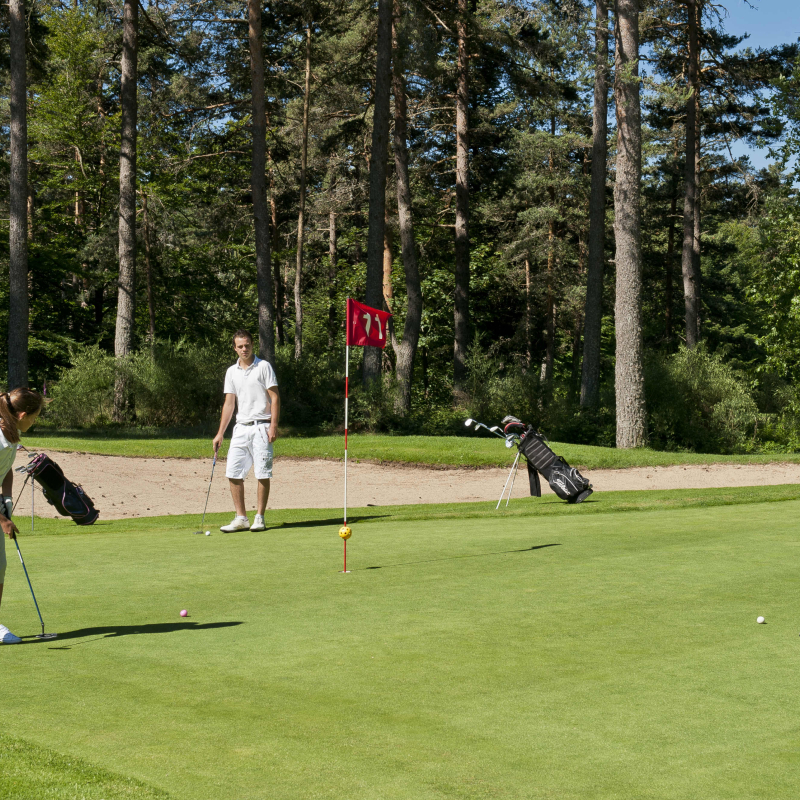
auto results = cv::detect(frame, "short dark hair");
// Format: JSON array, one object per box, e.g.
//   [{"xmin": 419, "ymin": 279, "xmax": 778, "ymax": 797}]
[{"xmin": 232, "ymin": 329, "xmax": 253, "ymax": 345}]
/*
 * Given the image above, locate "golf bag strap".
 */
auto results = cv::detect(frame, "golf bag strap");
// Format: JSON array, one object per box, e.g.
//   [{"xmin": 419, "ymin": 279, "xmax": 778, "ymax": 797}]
[{"xmin": 527, "ymin": 462, "xmax": 541, "ymax": 497}]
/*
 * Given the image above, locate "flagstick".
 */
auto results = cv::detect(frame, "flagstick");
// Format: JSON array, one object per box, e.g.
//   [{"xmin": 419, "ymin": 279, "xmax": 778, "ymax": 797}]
[
  {"xmin": 344, "ymin": 344, "xmax": 349, "ymax": 527},
  {"xmin": 341, "ymin": 344, "xmax": 351, "ymax": 573}
]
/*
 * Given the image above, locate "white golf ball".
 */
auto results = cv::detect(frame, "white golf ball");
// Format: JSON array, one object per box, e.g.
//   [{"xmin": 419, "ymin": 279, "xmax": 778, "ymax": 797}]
[
  {"xmin": 205, "ymin": 531, "xmax": 210, "ymax": 536},
  {"xmin": 757, "ymin": 616, "xmax": 765, "ymax": 624}
]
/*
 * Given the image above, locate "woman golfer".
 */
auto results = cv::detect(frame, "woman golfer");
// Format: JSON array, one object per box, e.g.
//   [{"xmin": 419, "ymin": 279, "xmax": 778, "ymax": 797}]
[
  {"xmin": 213, "ymin": 330, "xmax": 280, "ymax": 532},
  {"xmin": 0, "ymin": 388, "xmax": 46, "ymax": 644}
]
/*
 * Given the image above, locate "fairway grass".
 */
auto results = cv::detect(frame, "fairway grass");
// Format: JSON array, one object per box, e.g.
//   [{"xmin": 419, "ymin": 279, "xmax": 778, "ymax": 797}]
[
  {"xmin": 3, "ymin": 492, "xmax": 800, "ymax": 798},
  {"xmin": 25, "ymin": 429, "xmax": 800, "ymax": 469}
]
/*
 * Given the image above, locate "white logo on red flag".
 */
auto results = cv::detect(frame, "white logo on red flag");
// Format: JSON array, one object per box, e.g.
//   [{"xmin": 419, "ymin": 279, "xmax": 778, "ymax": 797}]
[{"xmin": 346, "ymin": 298, "xmax": 392, "ymax": 348}]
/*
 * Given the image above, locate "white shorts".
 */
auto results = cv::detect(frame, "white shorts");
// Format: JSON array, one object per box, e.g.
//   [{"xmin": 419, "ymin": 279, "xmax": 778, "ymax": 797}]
[{"xmin": 226, "ymin": 423, "xmax": 274, "ymax": 480}]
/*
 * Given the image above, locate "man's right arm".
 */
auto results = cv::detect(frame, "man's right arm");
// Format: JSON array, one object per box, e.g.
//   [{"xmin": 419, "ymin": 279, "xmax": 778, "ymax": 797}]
[{"xmin": 213, "ymin": 394, "xmax": 236, "ymax": 454}]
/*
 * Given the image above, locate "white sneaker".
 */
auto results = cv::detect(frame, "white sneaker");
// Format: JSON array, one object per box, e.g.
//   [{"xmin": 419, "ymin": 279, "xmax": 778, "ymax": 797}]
[
  {"xmin": 0, "ymin": 624, "xmax": 22, "ymax": 644},
  {"xmin": 220, "ymin": 516, "xmax": 250, "ymax": 533},
  {"xmin": 250, "ymin": 514, "xmax": 266, "ymax": 532}
]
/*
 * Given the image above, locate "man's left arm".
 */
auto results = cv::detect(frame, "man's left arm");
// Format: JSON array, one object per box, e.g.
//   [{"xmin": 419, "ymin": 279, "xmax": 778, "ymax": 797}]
[{"xmin": 267, "ymin": 387, "xmax": 280, "ymax": 443}]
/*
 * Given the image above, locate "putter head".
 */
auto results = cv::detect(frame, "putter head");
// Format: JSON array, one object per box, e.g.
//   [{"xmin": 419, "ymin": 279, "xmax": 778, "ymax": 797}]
[
  {"xmin": 37, "ymin": 633, "xmax": 58, "ymax": 640},
  {"xmin": 464, "ymin": 418, "xmax": 474, "ymax": 427}
]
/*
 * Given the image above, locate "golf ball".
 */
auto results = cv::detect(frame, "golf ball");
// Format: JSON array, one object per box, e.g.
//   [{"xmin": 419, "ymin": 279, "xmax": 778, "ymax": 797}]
[
  {"xmin": 180, "ymin": 609, "xmax": 188, "ymax": 617},
  {"xmin": 757, "ymin": 616, "xmax": 765, "ymax": 624},
  {"xmin": 205, "ymin": 531, "xmax": 210, "ymax": 536}
]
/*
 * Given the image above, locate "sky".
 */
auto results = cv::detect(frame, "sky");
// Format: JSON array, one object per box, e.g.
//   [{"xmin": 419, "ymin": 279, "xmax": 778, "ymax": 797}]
[{"xmin": 717, "ymin": 0, "xmax": 800, "ymax": 171}]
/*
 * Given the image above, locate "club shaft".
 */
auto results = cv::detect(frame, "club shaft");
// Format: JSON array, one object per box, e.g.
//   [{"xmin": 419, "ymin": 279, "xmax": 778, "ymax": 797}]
[
  {"xmin": 199, "ymin": 456, "xmax": 217, "ymax": 530},
  {"xmin": 14, "ymin": 538, "xmax": 46, "ymax": 635}
]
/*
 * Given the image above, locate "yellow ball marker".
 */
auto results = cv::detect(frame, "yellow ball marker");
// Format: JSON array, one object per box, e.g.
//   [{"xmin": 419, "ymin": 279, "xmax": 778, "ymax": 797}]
[{"xmin": 339, "ymin": 525, "xmax": 352, "ymax": 540}]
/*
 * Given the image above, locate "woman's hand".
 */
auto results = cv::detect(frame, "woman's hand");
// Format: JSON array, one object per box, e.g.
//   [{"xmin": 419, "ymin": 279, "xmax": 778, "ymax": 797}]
[{"xmin": 1, "ymin": 515, "xmax": 18, "ymax": 540}]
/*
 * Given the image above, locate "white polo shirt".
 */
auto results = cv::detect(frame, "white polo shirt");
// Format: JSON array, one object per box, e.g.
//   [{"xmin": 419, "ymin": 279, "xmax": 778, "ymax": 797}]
[
  {"xmin": 0, "ymin": 428, "xmax": 15, "ymax": 483},
  {"xmin": 223, "ymin": 357, "xmax": 278, "ymax": 424}
]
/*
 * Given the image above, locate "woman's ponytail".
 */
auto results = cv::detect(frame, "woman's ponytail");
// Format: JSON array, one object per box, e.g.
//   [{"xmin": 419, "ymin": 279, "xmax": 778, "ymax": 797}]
[{"xmin": 0, "ymin": 388, "xmax": 46, "ymax": 444}]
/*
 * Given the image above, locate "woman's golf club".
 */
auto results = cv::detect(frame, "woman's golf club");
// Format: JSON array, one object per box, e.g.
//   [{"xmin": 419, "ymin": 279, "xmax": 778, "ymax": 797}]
[
  {"xmin": 194, "ymin": 453, "xmax": 217, "ymax": 534},
  {"xmin": 13, "ymin": 536, "xmax": 58, "ymax": 640}
]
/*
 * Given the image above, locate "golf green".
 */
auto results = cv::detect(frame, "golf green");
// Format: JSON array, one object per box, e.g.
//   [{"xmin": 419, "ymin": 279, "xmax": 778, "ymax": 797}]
[{"xmin": 2, "ymin": 498, "xmax": 800, "ymax": 799}]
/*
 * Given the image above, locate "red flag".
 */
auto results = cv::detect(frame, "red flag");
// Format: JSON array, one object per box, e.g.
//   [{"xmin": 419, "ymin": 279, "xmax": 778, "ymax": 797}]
[{"xmin": 346, "ymin": 298, "xmax": 392, "ymax": 348}]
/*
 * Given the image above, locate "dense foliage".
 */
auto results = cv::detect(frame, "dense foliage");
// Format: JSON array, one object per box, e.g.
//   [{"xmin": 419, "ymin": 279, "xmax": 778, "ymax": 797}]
[{"xmin": 1, "ymin": 0, "xmax": 799, "ymax": 452}]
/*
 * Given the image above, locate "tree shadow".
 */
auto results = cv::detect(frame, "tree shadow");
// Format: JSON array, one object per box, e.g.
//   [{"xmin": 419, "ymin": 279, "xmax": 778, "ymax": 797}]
[
  {"xmin": 20, "ymin": 620, "xmax": 242, "ymax": 645},
  {"xmin": 362, "ymin": 543, "xmax": 561, "ymax": 570}
]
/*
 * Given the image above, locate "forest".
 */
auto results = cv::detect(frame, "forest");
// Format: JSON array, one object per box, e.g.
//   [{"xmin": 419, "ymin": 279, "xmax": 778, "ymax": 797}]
[{"xmin": 2, "ymin": 0, "xmax": 800, "ymax": 452}]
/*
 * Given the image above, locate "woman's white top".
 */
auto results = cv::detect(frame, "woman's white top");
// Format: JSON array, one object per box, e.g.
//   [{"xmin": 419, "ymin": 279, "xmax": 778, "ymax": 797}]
[{"xmin": 0, "ymin": 428, "xmax": 16, "ymax": 483}]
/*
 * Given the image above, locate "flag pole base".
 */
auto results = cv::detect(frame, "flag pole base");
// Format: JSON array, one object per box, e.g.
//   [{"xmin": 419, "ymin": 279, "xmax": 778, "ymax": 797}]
[{"xmin": 339, "ymin": 570, "xmax": 351, "ymax": 574}]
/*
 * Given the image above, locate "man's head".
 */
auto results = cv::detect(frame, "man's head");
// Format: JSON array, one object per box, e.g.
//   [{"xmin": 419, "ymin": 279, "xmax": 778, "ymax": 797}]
[{"xmin": 232, "ymin": 330, "xmax": 254, "ymax": 364}]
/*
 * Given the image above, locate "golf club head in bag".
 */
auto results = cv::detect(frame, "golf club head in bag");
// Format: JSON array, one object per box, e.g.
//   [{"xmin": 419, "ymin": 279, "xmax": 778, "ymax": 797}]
[
  {"xmin": 23, "ymin": 453, "xmax": 100, "ymax": 525},
  {"xmin": 515, "ymin": 425, "xmax": 592, "ymax": 504}
]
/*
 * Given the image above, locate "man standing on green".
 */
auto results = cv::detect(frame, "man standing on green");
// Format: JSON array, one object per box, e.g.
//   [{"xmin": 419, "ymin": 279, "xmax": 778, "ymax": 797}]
[{"xmin": 213, "ymin": 330, "xmax": 280, "ymax": 532}]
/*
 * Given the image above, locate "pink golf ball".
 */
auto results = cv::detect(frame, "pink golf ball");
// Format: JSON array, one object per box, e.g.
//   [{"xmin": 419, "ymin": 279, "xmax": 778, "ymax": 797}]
[{"xmin": 180, "ymin": 609, "xmax": 188, "ymax": 617}]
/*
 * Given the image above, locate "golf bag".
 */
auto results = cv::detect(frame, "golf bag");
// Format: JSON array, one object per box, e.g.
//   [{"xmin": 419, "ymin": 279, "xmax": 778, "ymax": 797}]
[
  {"xmin": 24, "ymin": 453, "xmax": 100, "ymax": 525},
  {"xmin": 506, "ymin": 419, "xmax": 593, "ymax": 504}
]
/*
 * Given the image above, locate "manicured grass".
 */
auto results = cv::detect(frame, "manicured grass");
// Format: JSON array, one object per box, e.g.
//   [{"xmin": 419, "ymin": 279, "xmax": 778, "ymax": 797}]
[
  {"xmin": 17, "ymin": 484, "xmax": 800, "ymax": 538},
  {"xmin": 0, "ymin": 733, "xmax": 169, "ymax": 799},
  {"xmin": 24, "ymin": 429, "xmax": 800, "ymax": 468},
  {"xmin": 3, "ymin": 494, "xmax": 800, "ymax": 798}
]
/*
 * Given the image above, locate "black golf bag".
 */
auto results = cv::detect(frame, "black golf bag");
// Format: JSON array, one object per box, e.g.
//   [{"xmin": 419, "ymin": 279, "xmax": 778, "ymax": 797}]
[
  {"xmin": 24, "ymin": 453, "xmax": 100, "ymax": 525},
  {"xmin": 506, "ymin": 419, "xmax": 593, "ymax": 504}
]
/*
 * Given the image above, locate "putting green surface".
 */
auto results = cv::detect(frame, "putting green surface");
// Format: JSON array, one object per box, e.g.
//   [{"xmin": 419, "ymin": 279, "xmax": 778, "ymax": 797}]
[{"xmin": 3, "ymin": 495, "xmax": 800, "ymax": 799}]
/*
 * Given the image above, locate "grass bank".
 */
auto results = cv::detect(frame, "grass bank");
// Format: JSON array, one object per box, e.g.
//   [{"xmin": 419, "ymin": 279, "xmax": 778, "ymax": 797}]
[{"xmin": 23, "ymin": 429, "xmax": 800, "ymax": 469}]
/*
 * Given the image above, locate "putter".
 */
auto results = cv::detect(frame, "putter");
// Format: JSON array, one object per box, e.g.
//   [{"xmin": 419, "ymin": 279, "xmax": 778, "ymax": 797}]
[
  {"xmin": 13, "ymin": 536, "xmax": 57, "ymax": 640},
  {"xmin": 194, "ymin": 452, "xmax": 218, "ymax": 534}
]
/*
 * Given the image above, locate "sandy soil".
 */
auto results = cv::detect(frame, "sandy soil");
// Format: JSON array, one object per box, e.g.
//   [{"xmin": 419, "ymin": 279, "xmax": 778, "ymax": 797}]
[{"xmin": 8, "ymin": 449, "xmax": 800, "ymax": 522}]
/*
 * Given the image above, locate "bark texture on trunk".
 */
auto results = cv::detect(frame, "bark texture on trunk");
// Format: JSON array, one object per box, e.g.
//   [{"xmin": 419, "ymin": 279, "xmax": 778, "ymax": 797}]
[
  {"xmin": 294, "ymin": 22, "xmax": 312, "ymax": 360},
  {"xmin": 113, "ymin": 0, "xmax": 138, "ymax": 421},
  {"xmin": 383, "ymin": 223, "xmax": 393, "ymax": 310},
  {"xmin": 525, "ymin": 256, "xmax": 533, "ymax": 367},
  {"xmin": 391, "ymin": 2, "xmax": 423, "ymax": 415},
  {"xmin": 249, "ymin": 0, "xmax": 275, "ymax": 364},
  {"xmin": 452, "ymin": 0, "xmax": 471, "ymax": 391},
  {"xmin": 328, "ymin": 211, "xmax": 337, "ymax": 349},
  {"xmin": 8, "ymin": 0, "xmax": 29, "ymax": 388},
  {"xmin": 681, "ymin": 0, "xmax": 701, "ymax": 348},
  {"xmin": 142, "ymin": 192, "xmax": 156, "ymax": 343},
  {"xmin": 665, "ymin": 180, "xmax": 678, "ymax": 339},
  {"xmin": 363, "ymin": 0, "xmax": 394, "ymax": 383},
  {"xmin": 269, "ymin": 171, "xmax": 284, "ymax": 346},
  {"xmin": 580, "ymin": 0, "xmax": 609, "ymax": 407},
  {"xmin": 613, "ymin": 0, "xmax": 647, "ymax": 448}
]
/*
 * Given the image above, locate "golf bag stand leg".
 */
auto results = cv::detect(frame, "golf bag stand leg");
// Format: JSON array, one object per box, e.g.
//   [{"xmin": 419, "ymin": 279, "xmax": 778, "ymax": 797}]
[{"xmin": 496, "ymin": 452, "xmax": 521, "ymax": 510}]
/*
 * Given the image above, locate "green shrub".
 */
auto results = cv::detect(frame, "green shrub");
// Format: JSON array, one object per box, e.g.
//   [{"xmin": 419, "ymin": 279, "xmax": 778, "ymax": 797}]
[
  {"xmin": 645, "ymin": 346, "xmax": 760, "ymax": 453},
  {"xmin": 46, "ymin": 341, "xmax": 229, "ymax": 428}
]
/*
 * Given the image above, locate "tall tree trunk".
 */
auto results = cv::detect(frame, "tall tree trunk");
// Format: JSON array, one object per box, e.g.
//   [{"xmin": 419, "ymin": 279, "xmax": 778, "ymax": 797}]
[
  {"xmin": 113, "ymin": 0, "xmax": 138, "ymax": 422},
  {"xmin": 269, "ymin": 169, "xmax": 284, "ymax": 346},
  {"xmin": 328, "ymin": 210, "xmax": 337, "ymax": 349},
  {"xmin": 391, "ymin": 2, "xmax": 423, "ymax": 415},
  {"xmin": 525, "ymin": 256, "xmax": 533, "ymax": 368},
  {"xmin": 665, "ymin": 177, "xmax": 678, "ymax": 340},
  {"xmin": 383, "ymin": 221, "xmax": 393, "ymax": 310},
  {"xmin": 541, "ymin": 116, "xmax": 556, "ymax": 394},
  {"xmin": 681, "ymin": 0, "xmax": 701, "ymax": 348},
  {"xmin": 8, "ymin": 0, "xmax": 29, "ymax": 388},
  {"xmin": 580, "ymin": 0, "xmax": 609, "ymax": 407},
  {"xmin": 249, "ymin": 0, "xmax": 275, "ymax": 364},
  {"xmin": 453, "ymin": 0, "xmax": 471, "ymax": 392},
  {"xmin": 294, "ymin": 21, "xmax": 312, "ymax": 360},
  {"xmin": 142, "ymin": 192, "xmax": 156, "ymax": 344},
  {"xmin": 613, "ymin": 0, "xmax": 647, "ymax": 448},
  {"xmin": 363, "ymin": 0, "xmax": 394, "ymax": 384}
]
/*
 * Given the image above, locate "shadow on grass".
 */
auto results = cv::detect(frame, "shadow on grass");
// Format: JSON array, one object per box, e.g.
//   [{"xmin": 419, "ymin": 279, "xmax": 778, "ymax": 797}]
[
  {"xmin": 21, "ymin": 620, "xmax": 242, "ymax": 646},
  {"xmin": 264, "ymin": 515, "xmax": 389, "ymax": 530},
  {"xmin": 361, "ymin": 542, "xmax": 561, "ymax": 570}
]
